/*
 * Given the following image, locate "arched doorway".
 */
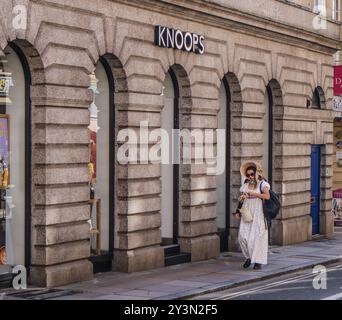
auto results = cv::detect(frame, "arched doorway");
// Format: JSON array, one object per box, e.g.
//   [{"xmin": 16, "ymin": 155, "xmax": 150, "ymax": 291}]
[
  {"xmin": 215, "ymin": 73, "xmax": 242, "ymax": 252},
  {"xmin": 264, "ymin": 80, "xmax": 283, "ymax": 188},
  {"xmin": 161, "ymin": 65, "xmax": 192, "ymax": 266},
  {"xmin": 0, "ymin": 42, "xmax": 32, "ymax": 277},
  {"xmin": 263, "ymin": 80, "xmax": 283, "ymax": 243},
  {"xmin": 310, "ymin": 86, "xmax": 325, "ymax": 235},
  {"xmin": 88, "ymin": 56, "xmax": 116, "ymax": 273},
  {"xmin": 263, "ymin": 84, "xmax": 273, "ymax": 184},
  {"xmin": 217, "ymin": 77, "xmax": 231, "ymax": 252},
  {"xmin": 161, "ymin": 69, "xmax": 179, "ymax": 245}
]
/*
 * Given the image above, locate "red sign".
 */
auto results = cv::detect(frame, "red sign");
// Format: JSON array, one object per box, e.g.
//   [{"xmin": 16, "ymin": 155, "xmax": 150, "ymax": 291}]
[{"xmin": 334, "ymin": 66, "xmax": 342, "ymax": 96}]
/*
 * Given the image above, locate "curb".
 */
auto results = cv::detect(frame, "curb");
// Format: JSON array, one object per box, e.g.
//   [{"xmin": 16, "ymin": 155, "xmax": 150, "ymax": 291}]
[{"xmin": 155, "ymin": 257, "xmax": 342, "ymax": 300}]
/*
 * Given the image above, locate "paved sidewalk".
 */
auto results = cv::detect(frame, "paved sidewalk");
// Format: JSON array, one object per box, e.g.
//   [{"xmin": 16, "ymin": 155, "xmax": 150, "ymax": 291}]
[
  {"xmin": 49, "ymin": 228, "xmax": 342, "ymax": 300},
  {"xmin": 2, "ymin": 229, "xmax": 342, "ymax": 300}
]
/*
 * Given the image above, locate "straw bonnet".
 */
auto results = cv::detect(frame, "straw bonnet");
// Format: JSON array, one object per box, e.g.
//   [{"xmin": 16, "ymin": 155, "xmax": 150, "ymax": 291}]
[{"xmin": 240, "ymin": 160, "xmax": 264, "ymax": 179}]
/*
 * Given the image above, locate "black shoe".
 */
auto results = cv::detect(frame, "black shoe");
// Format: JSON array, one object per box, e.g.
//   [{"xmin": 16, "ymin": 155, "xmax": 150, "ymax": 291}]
[
  {"xmin": 253, "ymin": 263, "xmax": 262, "ymax": 270},
  {"xmin": 243, "ymin": 259, "xmax": 251, "ymax": 269}
]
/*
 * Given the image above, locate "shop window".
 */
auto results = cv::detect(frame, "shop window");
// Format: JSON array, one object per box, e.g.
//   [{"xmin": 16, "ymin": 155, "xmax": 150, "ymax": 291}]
[
  {"xmin": 88, "ymin": 59, "xmax": 113, "ymax": 269},
  {"xmin": 0, "ymin": 45, "xmax": 29, "ymax": 274},
  {"xmin": 216, "ymin": 77, "xmax": 232, "ymax": 252},
  {"xmin": 217, "ymin": 81, "xmax": 227, "ymax": 233},
  {"xmin": 265, "ymin": 80, "xmax": 282, "ymax": 189},
  {"xmin": 263, "ymin": 87, "xmax": 271, "ymax": 181},
  {"xmin": 161, "ymin": 71, "xmax": 179, "ymax": 245},
  {"xmin": 312, "ymin": 87, "xmax": 325, "ymax": 109}
]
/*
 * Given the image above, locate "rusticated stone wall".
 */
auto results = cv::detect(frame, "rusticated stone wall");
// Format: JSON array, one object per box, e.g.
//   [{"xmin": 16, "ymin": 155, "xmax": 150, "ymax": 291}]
[{"xmin": 0, "ymin": 0, "xmax": 338, "ymax": 286}]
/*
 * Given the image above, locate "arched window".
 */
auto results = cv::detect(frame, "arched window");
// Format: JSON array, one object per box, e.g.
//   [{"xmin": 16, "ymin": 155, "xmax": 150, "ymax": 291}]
[
  {"xmin": 161, "ymin": 69, "xmax": 179, "ymax": 245},
  {"xmin": 312, "ymin": 86, "xmax": 325, "ymax": 109},
  {"xmin": 264, "ymin": 80, "xmax": 282, "ymax": 186},
  {"xmin": 161, "ymin": 64, "xmax": 192, "ymax": 266},
  {"xmin": 0, "ymin": 43, "xmax": 32, "ymax": 272},
  {"xmin": 216, "ymin": 77, "xmax": 231, "ymax": 252},
  {"xmin": 263, "ymin": 84, "xmax": 273, "ymax": 184},
  {"xmin": 88, "ymin": 57, "xmax": 115, "ymax": 273}
]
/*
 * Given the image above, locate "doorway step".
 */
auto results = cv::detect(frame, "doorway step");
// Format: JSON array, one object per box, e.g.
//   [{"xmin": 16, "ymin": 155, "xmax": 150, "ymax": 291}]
[
  {"xmin": 164, "ymin": 244, "xmax": 191, "ymax": 267},
  {"xmin": 88, "ymin": 252, "xmax": 112, "ymax": 274},
  {"xmin": 312, "ymin": 234, "xmax": 326, "ymax": 241}
]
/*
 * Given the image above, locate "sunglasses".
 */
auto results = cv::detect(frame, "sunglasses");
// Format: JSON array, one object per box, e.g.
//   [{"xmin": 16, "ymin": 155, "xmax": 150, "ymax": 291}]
[{"xmin": 246, "ymin": 172, "xmax": 255, "ymax": 178}]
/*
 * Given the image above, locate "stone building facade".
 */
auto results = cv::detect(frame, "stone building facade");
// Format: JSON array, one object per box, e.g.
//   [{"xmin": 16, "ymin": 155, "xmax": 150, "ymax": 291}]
[{"xmin": 0, "ymin": 0, "xmax": 340, "ymax": 287}]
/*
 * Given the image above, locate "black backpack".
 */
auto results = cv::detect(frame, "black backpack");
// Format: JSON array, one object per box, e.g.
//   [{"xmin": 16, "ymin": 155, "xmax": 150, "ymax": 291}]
[{"xmin": 259, "ymin": 180, "xmax": 281, "ymax": 221}]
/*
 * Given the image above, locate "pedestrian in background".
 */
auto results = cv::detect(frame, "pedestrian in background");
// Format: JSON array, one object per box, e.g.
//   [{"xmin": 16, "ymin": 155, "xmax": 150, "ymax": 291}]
[{"xmin": 234, "ymin": 161, "xmax": 270, "ymax": 270}]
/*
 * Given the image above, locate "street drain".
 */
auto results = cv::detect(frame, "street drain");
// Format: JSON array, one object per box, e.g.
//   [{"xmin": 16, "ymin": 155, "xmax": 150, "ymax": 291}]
[{"xmin": 7, "ymin": 288, "xmax": 81, "ymax": 300}]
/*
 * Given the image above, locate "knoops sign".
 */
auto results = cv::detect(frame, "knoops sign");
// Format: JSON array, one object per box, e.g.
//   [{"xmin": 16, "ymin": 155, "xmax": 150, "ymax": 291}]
[{"xmin": 154, "ymin": 25, "xmax": 205, "ymax": 54}]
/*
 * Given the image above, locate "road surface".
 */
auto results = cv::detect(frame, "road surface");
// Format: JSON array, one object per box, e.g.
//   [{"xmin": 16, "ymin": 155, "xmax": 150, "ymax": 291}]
[{"xmin": 191, "ymin": 262, "xmax": 342, "ymax": 300}]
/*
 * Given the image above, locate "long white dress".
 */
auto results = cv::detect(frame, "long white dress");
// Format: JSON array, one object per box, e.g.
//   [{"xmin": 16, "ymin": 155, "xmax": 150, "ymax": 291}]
[{"xmin": 238, "ymin": 180, "xmax": 270, "ymax": 265}]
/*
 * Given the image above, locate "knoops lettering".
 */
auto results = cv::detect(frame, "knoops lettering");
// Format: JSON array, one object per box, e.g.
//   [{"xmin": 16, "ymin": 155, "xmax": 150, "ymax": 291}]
[{"xmin": 155, "ymin": 25, "xmax": 205, "ymax": 54}]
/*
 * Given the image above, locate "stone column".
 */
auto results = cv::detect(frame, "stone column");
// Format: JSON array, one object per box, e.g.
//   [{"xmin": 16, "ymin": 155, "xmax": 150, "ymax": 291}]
[
  {"xmin": 177, "ymin": 91, "xmax": 220, "ymax": 261},
  {"xmin": 30, "ymin": 83, "xmax": 94, "ymax": 287},
  {"xmin": 113, "ymin": 91, "xmax": 164, "ymax": 272}
]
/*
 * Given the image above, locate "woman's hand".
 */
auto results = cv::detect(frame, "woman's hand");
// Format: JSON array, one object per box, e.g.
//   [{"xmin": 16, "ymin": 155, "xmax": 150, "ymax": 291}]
[
  {"xmin": 239, "ymin": 193, "xmax": 248, "ymax": 201},
  {"xmin": 234, "ymin": 213, "xmax": 241, "ymax": 220}
]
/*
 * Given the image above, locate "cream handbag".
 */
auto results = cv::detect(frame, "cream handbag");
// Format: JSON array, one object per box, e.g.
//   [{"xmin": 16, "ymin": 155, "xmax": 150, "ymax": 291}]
[{"xmin": 240, "ymin": 206, "xmax": 253, "ymax": 223}]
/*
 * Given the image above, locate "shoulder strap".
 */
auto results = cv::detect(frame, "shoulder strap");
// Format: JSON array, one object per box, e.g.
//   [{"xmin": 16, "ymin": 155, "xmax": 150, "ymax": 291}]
[{"xmin": 260, "ymin": 181, "xmax": 263, "ymax": 194}]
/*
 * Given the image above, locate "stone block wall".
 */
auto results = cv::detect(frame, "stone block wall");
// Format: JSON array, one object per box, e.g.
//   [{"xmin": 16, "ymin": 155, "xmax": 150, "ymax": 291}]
[{"xmin": 0, "ymin": 0, "xmax": 339, "ymax": 286}]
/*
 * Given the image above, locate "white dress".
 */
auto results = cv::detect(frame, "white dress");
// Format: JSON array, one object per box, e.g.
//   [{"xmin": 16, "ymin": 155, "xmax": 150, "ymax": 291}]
[{"xmin": 238, "ymin": 180, "xmax": 270, "ymax": 265}]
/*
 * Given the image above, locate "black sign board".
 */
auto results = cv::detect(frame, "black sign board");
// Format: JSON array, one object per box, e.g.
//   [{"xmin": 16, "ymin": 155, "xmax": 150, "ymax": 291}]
[{"xmin": 154, "ymin": 25, "xmax": 205, "ymax": 54}]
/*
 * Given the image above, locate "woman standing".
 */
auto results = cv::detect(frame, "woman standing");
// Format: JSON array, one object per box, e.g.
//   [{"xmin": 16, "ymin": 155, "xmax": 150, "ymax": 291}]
[{"xmin": 234, "ymin": 161, "xmax": 270, "ymax": 270}]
